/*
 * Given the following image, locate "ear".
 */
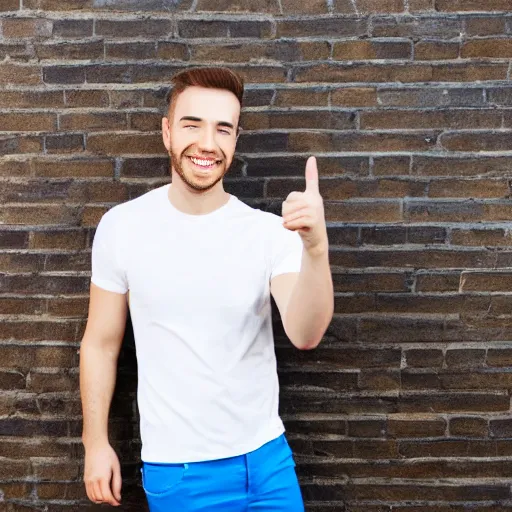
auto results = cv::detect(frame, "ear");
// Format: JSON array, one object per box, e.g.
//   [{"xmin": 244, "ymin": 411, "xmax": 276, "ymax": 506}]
[{"xmin": 162, "ymin": 116, "xmax": 171, "ymax": 152}]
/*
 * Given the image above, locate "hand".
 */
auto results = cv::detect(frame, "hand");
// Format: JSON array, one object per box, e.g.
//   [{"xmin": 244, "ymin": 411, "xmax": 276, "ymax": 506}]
[
  {"xmin": 282, "ymin": 156, "xmax": 328, "ymax": 255},
  {"xmin": 83, "ymin": 441, "xmax": 122, "ymax": 507}
]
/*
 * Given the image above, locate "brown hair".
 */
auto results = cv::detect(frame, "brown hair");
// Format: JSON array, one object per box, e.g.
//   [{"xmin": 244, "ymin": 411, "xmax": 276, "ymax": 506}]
[{"xmin": 166, "ymin": 66, "xmax": 244, "ymax": 119}]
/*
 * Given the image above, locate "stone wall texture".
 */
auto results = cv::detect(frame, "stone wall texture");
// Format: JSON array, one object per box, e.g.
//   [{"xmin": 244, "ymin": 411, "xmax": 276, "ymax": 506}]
[{"xmin": 2, "ymin": 0, "xmax": 512, "ymax": 510}]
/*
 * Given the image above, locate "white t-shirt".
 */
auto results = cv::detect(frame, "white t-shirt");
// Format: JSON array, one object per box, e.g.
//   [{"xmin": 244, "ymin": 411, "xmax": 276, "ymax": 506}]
[{"xmin": 91, "ymin": 183, "xmax": 303, "ymax": 463}]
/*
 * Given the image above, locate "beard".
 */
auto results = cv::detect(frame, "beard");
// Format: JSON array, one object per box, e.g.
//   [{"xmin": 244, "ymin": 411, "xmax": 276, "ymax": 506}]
[{"xmin": 170, "ymin": 145, "xmax": 230, "ymax": 192}]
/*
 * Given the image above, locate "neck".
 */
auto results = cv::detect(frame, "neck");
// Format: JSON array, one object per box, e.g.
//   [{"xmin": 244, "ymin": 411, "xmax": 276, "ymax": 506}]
[{"xmin": 167, "ymin": 174, "xmax": 230, "ymax": 215}]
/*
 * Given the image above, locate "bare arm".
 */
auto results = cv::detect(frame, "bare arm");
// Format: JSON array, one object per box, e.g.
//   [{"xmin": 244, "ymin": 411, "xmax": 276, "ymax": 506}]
[
  {"xmin": 271, "ymin": 247, "xmax": 333, "ymax": 351},
  {"xmin": 80, "ymin": 283, "xmax": 128, "ymax": 448}
]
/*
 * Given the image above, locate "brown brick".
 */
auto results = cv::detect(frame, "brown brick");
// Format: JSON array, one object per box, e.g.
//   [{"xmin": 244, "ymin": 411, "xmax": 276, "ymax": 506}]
[
  {"xmin": 23, "ymin": 0, "xmax": 92, "ymax": 8},
  {"xmin": 416, "ymin": 272, "xmax": 461, "ymax": 292},
  {"xmin": 372, "ymin": 156, "xmax": 411, "ymax": 176},
  {"xmin": 180, "ymin": 19, "xmax": 273, "ymax": 39},
  {"xmin": 465, "ymin": 16, "xmax": 507, "ymax": 36},
  {"xmin": 331, "ymin": 87, "xmax": 378, "ymax": 107},
  {"xmin": 462, "ymin": 39, "xmax": 512, "ymax": 58},
  {"xmin": 0, "ymin": 135, "xmax": 43, "ymax": 155},
  {"xmin": 408, "ymin": 0, "xmax": 435, "ymax": 11},
  {"xmin": 415, "ymin": 41, "xmax": 460, "ymax": 60},
  {"xmin": 406, "ymin": 200, "xmax": 485, "ymax": 223},
  {"xmin": 289, "ymin": 131, "xmax": 435, "ymax": 153},
  {"xmin": 47, "ymin": 297, "xmax": 88, "ymax": 317},
  {"xmin": 441, "ymin": 132, "xmax": 512, "ymax": 152},
  {"xmin": 105, "ymin": 41, "xmax": 157, "ymax": 60},
  {"xmin": 445, "ymin": 349, "xmax": 486, "ymax": 368},
  {"xmin": 52, "ymin": 19, "xmax": 93, "ymax": 38},
  {"xmin": 0, "ymin": 90, "xmax": 63, "ymax": 108},
  {"xmin": 432, "ymin": 63, "xmax": 508, "ymax": 81},
  {"xmin": 59, "ymin": 112, "xmax": 127, "ymax": 131},
  {"xmin": 0, "ymin": 205, "xmax": 79, "ymax": 225},
  {"xmin": 110, "ymin": 90, "xmax": 144, "ymax": 108},
  {"xmin": 65, "ymin": 89, "xmax": 109, "ymax": 108},
  {"xmin": 0, "ymin": 230, "xmax": 29, "ymax": 249},
  {"xmin": 87, "ymin": 133, "xmax": 163, "ymax": 154},
  {"xmin": 242, "ymin": 110, "xmax": 355, "ymax": 131},
  {"xmin": 294, "ymin": 63, "xmax": 433, "ymax": 83},
  {"xmin": 45, "ymin": 133, "xmax": 84, "ymax": 153},
  {"xmin": 372, "ymin": 16, "xmax": 461, "ymax": 38},
  {"xmin": 0, "ymin": 42, "xmax": 32, "ymax": 61},
  {"xmin": 334, "ymin": 248, "xmax": 494, "ymax": 269},
  {"xmin": 450, "ymin": 417, "xmax": 488, "ymax": 437},
  {"xmin": 277, "ymin": 17, "xmax": 367, "ymax": 38},
  {"xmin": 120, "ymin": 156, "xmax": 168, "ymax": 178},
  {"xmin": 2, "ymin": 18, "xmax": 52, "ymax": 38},
  {"xmin": 388, "ymin": 416, "xmax": 446, "ymax": 437},
  {"xmin": 0, "ymin": 158, "xmax": 31, "ymax": 178},
  {"xmin": 281, "ymin": 0, "xmax": 329, "ymax": 13},
  {"xmin": 429, "ymin": 178, "xmax": 509, "ymax": 198},
  {"xmin": 333, "ymin": 274, "xmax": 408, "ymax": 296},
  {"xmin": 348, "ymin": 419, "xmax": 386, "ymax": 437},
  {"xmin": 488, "ymin": 349, "xmax": 512, "ymax": 367},
  {"xmin": 95, "ymin": 19, "xmax": 172, "ymax": 37},
  {"xmin": 359, "ymin": 369, "xmax": 401, "ymax": 390},
  {"xmin": 1, "ymin": 320, "xmax": 77, "ymax": 342},
  {"xmin": 280, "ymin": 370, "xmax": 358, "ymax": 392},
  {"xmin": 414, "ymin": 155, "xmax": 512, "ymax": 176},
  {"xmin": 378, "ymin": 87, "xmax": 484, "ymax": 107},
  {"xmin": 347, "ymin": 0, "xmax": 404, "ymax": 13},
  {"xmin": 33, "ymin": 158, "xmax": 113, "ymax": 178},
  {"xmin": 0, "ymin": 63, "xmax": 41, "ymax": 85},
  {"xmin": 452, "ymin": 228, "xmax": 512, "ymax": 247},
  {"xmin": 436, "ymin": 0, "xmax": 512, "ymax": 11},
  {"xmin": 43, "ymin": 65, "xmax": 85, "ymax": 84},
  {"xmin": 461, "ymin": 271, "xmax": 512, "ymax": 292},
  {"xmin": 192, "ymin": 41, "xmax": 330, "ymax": 63},
  {"xmin": 153, "ymin": 41, "xmax": 188, "ymax": 61},
  {"xmin": 0, "ymin": 0, "xmax": 20, "ymax": 10},
  {"xmin": 399, "ymin": 393, "xmax": 510, "ymax": 413},
  {"xmin": 489, "ymin": 295, "xmax": 512, "ymax": 315},
  {"xmin": 274, "ymin": 88, "xmax": 329, "ymax": 107},
  {"xmin": 405, "ymin": 349, "xmax": 444, "ymax": 368},
  {"xmin": 325, "ymin": 200, "xmax": 402, "ymax": 222},
  {"xmin": 0, "ymin": 112, "xmax": 56, "ymax": 132},
  {"xmin": 35, "ymin": 40, "xmax": 103, "ymax": 60},
  {"xmin": 129, "ymin": 112, "xmax": 162, "ymax": 131},
  {"xmin": 196, "ymin": 0, "xmax": 279, "ymax": 11},
  {"xmin": 81, "ymin": 205, "xmax": 109, "ymax": 226},
  {"xmin": 361, "ymin": 109, "xmax": 501, "ymax": 130},
  {"xmin": 30, "ymin": 229, "xmax": 87, "ymax": 250},
  {"xmin": 333, "ymin": 40, "xmax": 411, "ymax": 60}
]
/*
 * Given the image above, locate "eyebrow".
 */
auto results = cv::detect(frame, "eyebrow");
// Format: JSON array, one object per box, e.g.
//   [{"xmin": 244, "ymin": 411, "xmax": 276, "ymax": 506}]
[{"xmin": 179, "ymin": 116, "xmax": 234, "ymax": 130}]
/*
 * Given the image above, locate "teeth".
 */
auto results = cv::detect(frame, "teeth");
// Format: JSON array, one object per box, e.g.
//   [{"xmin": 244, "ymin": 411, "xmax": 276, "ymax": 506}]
[{"xmin": 190, "ymin": 157, "xmax": 215, "ymax": 167}]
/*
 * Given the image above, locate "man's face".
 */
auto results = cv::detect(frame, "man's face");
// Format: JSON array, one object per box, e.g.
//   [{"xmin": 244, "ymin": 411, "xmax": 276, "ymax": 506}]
[{"xmin": 162, "ymin": 86, "xmax": 241, "ymax": 192}]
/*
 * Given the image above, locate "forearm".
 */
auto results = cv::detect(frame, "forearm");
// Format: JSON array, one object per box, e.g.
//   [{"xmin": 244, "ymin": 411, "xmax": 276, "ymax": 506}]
[
  {"xmin": 80, "ymin": 341, "xmax": 118, "ymax": 448},
  {"xmin": 284, "ymin": 247, "xmax": 334, "ymax": 350}
]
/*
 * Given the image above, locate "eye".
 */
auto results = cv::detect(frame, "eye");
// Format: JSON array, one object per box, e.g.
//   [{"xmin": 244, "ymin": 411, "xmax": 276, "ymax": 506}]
[
  {"xmin": 184, "ymin": 125, "xmax": 198, "ymax": 129},
  {"xmin": 218, "ymin": 128, "xmax": 231, "ymax": 135}
]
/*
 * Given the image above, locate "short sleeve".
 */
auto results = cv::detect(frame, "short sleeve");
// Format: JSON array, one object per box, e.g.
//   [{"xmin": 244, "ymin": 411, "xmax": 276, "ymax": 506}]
[
  {"xmin": 268, "ymin": 215, "xmax": 303, "ymax": 279},
  {"xmin": 91, "ymin": 210, "xmax": 128, "ymax": 294}
]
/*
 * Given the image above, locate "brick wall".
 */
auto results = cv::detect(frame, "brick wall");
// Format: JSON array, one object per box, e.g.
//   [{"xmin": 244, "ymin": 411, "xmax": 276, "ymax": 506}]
[{"xmin": 1, "ymin": 0, "xmax": 512, "ymax": 510}]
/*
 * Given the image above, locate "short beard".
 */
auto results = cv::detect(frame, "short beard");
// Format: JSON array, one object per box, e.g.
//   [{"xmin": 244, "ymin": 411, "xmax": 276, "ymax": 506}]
[{"xmin": 170, "ymin": 147, "xmax": 229, "ymax": 192}]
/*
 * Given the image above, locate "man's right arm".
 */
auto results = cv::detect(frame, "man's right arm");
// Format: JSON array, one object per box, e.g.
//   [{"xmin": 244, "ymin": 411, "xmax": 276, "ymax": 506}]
[{"xmin": 80, "ymin": 283, "xmax": 128, "ymax": 446}]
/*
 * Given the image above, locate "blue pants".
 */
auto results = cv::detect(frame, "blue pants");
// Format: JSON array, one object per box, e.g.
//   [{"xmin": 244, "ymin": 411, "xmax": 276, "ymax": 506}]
[{"xmin": 141, "ymin": 433, "xmax": 305, "ymax": 511}]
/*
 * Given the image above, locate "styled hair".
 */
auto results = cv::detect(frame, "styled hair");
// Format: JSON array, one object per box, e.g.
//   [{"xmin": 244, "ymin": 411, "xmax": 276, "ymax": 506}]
[{"xmin": 166, "ymin": 66, "xmax": 244, "ymax": 118}]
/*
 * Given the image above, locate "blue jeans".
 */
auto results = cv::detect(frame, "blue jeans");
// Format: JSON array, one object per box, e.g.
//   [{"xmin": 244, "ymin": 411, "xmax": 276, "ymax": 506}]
[{"xmin": 140, "ymin": 433, "xmax": 304, "ymax": 511}]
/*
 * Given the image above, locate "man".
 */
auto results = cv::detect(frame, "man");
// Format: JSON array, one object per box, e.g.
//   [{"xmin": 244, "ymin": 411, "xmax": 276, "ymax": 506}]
[{"xmin": 80, "ymin": 66, "xmax": 334, "ymax": 511}]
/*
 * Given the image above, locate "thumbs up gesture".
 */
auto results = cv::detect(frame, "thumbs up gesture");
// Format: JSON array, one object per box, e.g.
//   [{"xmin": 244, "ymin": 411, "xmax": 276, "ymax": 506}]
[{"xmin": 282, "ymin": 156, "xmax": 328, "ymax": 255}]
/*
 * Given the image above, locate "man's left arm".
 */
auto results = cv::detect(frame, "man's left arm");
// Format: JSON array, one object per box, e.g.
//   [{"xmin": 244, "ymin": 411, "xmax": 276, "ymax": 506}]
[{"xmin": 270, "ymin": 156, "xmax": 334, "ymax": 350}]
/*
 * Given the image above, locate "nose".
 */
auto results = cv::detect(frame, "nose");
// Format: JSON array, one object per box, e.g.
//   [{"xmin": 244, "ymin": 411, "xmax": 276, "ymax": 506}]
[{"xmin": 197, "ymin": 126, "xmax": 217, "ymax": 152}]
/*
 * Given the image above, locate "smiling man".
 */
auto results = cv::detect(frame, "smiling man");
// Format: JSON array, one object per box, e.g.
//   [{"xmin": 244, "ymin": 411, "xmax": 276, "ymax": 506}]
[{"xmin": 80, "ymin": 67, "xmax": 334, "ymax": 511}]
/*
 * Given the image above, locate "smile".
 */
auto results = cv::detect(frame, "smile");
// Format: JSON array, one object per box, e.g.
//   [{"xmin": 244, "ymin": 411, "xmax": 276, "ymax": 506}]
[{"xmin": 187, "ymin": 156, "xmax": 219, "ymax": 169}]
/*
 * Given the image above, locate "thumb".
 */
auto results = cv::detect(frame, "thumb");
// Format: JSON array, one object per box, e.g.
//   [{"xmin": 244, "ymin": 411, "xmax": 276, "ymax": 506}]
[{"xmin": 305, "ymin": 156, "xmax": 319, "ymax": 193}]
